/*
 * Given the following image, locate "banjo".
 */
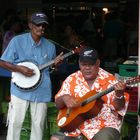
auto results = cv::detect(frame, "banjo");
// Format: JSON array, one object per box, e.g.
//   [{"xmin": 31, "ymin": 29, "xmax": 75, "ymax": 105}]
[{"xmin": 12, "ymin": 45, "xmax": 84, "ymax": 91}]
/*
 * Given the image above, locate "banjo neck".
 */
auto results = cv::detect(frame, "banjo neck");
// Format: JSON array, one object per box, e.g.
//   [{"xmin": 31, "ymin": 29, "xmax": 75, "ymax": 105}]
[
  {"xmin": 38, "ymin": 51, "xmax": 74, "ymax": 71},
  {"xmin": 12, "ymin": 45, "xmax": 85, "ymax": 91},
  {"xmin": 38, "ymin": 43, "xmax": 85, "ymax": 71}
]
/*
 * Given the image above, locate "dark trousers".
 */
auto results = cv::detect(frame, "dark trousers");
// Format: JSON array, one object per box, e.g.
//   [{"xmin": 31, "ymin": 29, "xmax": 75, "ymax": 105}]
[{"xmin": 51, "ymin": 127, "xmax": 121, "ymax": 140}]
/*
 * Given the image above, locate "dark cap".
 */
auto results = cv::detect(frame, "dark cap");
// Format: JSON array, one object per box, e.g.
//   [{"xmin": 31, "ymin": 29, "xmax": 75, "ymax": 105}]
[
  {"xmin": 30, "ymin": 12, "xmax": 48, "ymax": 25},
  {"xmin": 79, "ymin": 47, "xmax": 98, "ymax": 64}
]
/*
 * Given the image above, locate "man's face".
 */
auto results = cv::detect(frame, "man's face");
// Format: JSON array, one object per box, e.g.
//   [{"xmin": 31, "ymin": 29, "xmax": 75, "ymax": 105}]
[
  {"xmin": 79, "ymin": 60, "xmax": 100, "ymax": 81},
  {"xmin": 29, "ymin": 22, "xmax": 47, "ymax": 37}
]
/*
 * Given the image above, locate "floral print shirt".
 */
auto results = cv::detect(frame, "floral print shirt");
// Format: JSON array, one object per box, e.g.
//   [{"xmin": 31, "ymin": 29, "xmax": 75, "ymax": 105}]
[{"xmin": 55, "ymin": 68, "xmax": 129, "ymax": 140}]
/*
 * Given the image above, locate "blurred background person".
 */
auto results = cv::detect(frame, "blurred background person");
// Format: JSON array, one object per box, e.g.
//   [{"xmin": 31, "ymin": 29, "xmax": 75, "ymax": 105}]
[{"xmin": 2, "ymin": 16, "xmax": 22, "ymax": 53}]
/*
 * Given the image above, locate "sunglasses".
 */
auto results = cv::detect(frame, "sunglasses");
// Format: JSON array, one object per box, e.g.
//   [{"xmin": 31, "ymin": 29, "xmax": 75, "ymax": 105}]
[{"xmin": 32, "ymin": 22, "xmax": 47, "ymax": 28}]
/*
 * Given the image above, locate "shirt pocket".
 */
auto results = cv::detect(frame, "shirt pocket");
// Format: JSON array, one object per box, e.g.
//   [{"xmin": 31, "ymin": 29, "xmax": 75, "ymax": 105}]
[{"xmin": 40, "ymin": 53, "xmax": 51, "ymax": 65}]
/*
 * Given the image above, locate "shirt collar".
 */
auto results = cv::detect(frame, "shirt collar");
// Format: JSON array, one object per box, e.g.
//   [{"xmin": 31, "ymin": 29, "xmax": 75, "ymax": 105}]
[{"xmin": 29, "ymin": 33, "xmax": 42, "ymax": 47}]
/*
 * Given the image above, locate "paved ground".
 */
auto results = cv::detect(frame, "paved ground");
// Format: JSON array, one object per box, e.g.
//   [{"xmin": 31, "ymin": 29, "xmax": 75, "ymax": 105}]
[
  {"xmin": 0, "ymin": 125, "xmax": 7, "ymax": 140},
  {"xmin": 0, "ymin": 130, "xmax": 6, "ymax": 140},
  {"xmin": 0, "ymin": 135, "xmax": 6, "ymax": 140}
]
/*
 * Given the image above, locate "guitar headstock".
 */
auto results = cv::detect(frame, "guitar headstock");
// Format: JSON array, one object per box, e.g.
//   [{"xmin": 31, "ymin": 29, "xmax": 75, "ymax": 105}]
[
  {"xmin": 72, "ymin": 41, "xmax": 86, "ymax": 54},
  {"xmin": 126, "ymin": 75, "xmax": 140, "ymax": 87}
]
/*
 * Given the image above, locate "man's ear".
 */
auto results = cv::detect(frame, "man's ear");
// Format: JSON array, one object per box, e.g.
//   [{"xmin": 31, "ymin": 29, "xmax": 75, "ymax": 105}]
[
  {"xmin": 28, "ymin": 23, "xmax": 32, "ymax": 29},
  {"xmin": 96, "ymin": 59, "xmax": 100, "ymax": 67}
]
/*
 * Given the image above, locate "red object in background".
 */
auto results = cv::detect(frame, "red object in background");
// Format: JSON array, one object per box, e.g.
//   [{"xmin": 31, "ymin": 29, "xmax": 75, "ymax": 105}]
[
  {"xmin": 6, "ymin": 96, "xmax": 10, "ymax": 101},
  {"xmin": 126, "ymin": 87, "xmax": 138, "ymax": 113}
]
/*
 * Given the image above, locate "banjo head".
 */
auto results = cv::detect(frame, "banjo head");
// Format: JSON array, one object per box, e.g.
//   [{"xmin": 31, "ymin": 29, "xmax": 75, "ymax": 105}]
[{"xmin": 12, "ymin": 62, "xmax": 41, "ymax": 90}]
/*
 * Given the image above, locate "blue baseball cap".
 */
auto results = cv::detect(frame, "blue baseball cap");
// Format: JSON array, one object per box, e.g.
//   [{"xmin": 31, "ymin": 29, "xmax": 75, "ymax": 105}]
[{"xmin": 30, "ymin": 12, "xmax": 48, "ymax": 25}]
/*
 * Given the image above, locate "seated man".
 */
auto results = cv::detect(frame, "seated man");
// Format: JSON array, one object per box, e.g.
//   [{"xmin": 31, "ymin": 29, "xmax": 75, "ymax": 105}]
[{"xmin": 51, "ymin": 47, "xmax": 129, "ymax": 140}]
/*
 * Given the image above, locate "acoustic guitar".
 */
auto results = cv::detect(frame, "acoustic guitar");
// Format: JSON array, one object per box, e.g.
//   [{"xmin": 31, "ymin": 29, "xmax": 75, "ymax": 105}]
[
  {"xmin": 12, "ymin": 44, "xmax": 85, "ymax": 91},
  {"xmin": 57, "ymin": 75, "xmax": 140, "ymax": 132}
]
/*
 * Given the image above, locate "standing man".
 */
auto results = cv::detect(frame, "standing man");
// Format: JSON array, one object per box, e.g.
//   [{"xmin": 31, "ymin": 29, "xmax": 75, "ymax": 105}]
[
  {"xmin": 51, "ymin": 47, "xmax": 129, "ymax": 140},
  {"xmin": 0, "ymin": 12, "xmax": 63, "ymax": 140}
]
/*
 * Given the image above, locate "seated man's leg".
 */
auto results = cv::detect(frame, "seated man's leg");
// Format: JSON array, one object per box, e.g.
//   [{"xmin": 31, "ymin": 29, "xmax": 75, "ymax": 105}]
[
  {"xmin": 92, "ymin": 127, "xmax": 120, "ymax": 140},
  {"xmin": 50, "ymin": 131, "xmax": 86, "ymax": 140},
  {"xmin": 50, "ymin": 131, "xmax": 65, "ymax": 140}
]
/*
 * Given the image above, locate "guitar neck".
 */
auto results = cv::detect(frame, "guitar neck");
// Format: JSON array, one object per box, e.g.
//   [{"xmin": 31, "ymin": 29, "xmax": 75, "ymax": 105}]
[
  {"xmin": 39, "ymin": 51, "xmax": 74, "ymax": 71},
  {"xmin": 81, "ymin": 86, "xmax": 115, "ymax": 106},
  {"xmin": 81, "ymin": 75, "xmax": 140, "ymax": 106}
]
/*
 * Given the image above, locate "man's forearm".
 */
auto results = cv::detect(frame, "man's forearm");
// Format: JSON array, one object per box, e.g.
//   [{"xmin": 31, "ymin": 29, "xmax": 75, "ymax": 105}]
[
  {"xmin": 0, "ymin": 60, "xmax": 18, "ymax": 72},
  {"xmin": 113, "ymin": 96, "xmax": 125, "ymax": 111}
]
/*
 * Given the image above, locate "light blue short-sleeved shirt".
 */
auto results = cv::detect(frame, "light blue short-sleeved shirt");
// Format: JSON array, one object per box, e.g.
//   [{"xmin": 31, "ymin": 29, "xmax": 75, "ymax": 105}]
[{"xmin": 1, "ymin": 33, "xmax": 56, "ymax": 102}]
